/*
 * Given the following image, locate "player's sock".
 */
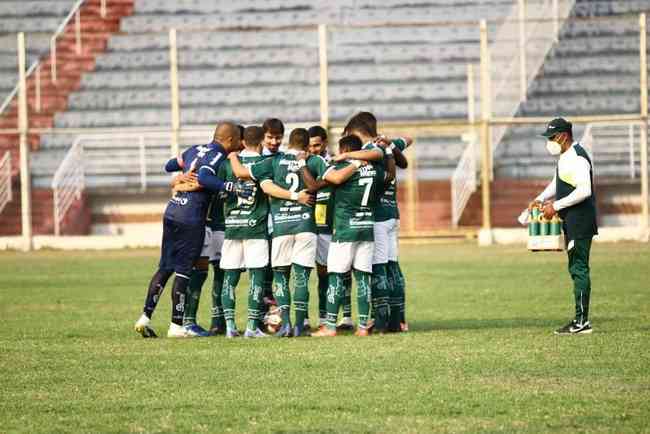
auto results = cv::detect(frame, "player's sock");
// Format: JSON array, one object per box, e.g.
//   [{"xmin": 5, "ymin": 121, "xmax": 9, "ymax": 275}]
[
  {"xmin": 325, "ymin": 273, "xmax": 345, "ymax": 330},
  {"xmin": 210, "ymin": 262, "xmax": 225, "ymax": 330},
  {"xmin": 171, "ymin": 273, "xmax": 190, "ymax": 326},
  {"xmin": 342, "ymin": 270, "xmax": 353, "ymax": 319},
  {"xmin": 183, "ymin": 267, "xmax": 208, "ymax": 326},
  {"xmin": 222, "ymin": 270, "xmax": 241, "ymax": 332},
  {"xmin": 143, "ymin": 269, "xmax": 173, "ymax": 319},
  {"xmin": 317, "ymin": 271, "xmax": 328, "ymax": 322},
  {"xmin": 395, "ymin": 262, "xmax": 406, "ymax": 323},
  {"xmin": 371, "ymin": 264, "xmax": 390, "ymax": 332},
  {"xmin": 262, "ymin": 264, "xmax": 274, "ymax": 304},
  {"xmin": 247, "ymin": 267, "xmax": 265, "ymax": 331},
  {"xmin": 292, "ymin": 264, "xmax": 312, "ymax": 333},
  {"xmin": 272, "ymin": 267, "xmax": 292, "ymax": 325},
  {"xmin": 353, "ymin": 270, "xmax": 372, "ymax": 328},
  {"xmin": 387, "ymin": 261, "xmax": 401, "ymax": 331}
]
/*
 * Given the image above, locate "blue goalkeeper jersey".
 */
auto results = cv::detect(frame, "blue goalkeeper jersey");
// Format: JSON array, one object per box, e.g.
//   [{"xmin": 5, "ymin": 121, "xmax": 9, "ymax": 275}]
[{"xmin": 164, "ymin": 142, "xmax": 227, "ymax": 225}]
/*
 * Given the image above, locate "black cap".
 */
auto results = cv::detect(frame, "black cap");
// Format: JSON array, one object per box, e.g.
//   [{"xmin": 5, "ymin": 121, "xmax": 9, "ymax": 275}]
[{"xmin": 541, "ymin": 117, "xmax": 572, "ymax": 138}]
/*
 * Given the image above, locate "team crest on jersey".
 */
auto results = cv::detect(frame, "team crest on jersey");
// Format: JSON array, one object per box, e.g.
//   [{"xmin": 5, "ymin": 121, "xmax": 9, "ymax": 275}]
[
  {"xmin": 248, "ymin": 219, "xmax": 256, "ymax": 227},
  {"xmin": 302, "ymin": 213, "xmax": 310, "ymax": 220}
]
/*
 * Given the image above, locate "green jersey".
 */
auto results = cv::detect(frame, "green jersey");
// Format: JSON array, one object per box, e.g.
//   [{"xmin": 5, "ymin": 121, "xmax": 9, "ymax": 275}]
[
  {"xmin": 330, "ymin": 161, "xmax": 385, "ymax": 242},
  {"xmin": 250, "ymin": 150, "xmax": 329, "ymax": 237},
  {"xmin": 375, "ymin": 138, "xmax": 407, "ymax": 222},
  {"xmin": 314, "ymin": 153, "xmax": 333, "ymax": 235},
  {"xmin": 315, "ymin": 186, "xmax": 334, "ymax": 235},
  {"xmin": 206, "ymin": 192, "xmax": 226, "ymax": 231},
  {"xmin": 216, "ymin": 151, "xmax": 269, "ymax": 240}
]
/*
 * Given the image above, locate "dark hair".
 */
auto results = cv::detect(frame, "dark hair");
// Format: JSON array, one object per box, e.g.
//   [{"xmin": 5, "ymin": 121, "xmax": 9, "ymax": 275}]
[
  {"xmin": 289, "ymin": 128, "xmax": 310, "ymax": 149},
  {"xmin": 243, "ymin": 126, "xmax": 264, "ymax": 146},
  {"xmin": 343, "ymin": 111, "xmax": 377, "ymax": 137},
  {"xmin": 344, "ymin": 117, "xmax": 376, "ymax": 139},
  {"xmin": 339, "ymin": 134, "xmax": 363, "ymax": 153},
  {"xmin": 262, "ymin": 118, "xmax": 284, "ymax": 136},
  {"xmin": 237, "ymin": 124, "xmax": 245, "ymax": 139},
  {"xmin": 308, "ymin": 125, "xmax": 327, "ymax": 141}
]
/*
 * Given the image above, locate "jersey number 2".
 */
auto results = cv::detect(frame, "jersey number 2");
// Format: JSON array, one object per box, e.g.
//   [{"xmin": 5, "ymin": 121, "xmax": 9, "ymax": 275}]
[{"xmin": 286, "ymin": 172, "xmax": 300, "ymax": 192}]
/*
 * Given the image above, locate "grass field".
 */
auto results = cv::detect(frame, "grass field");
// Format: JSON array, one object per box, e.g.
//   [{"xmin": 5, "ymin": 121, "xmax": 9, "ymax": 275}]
[{"xmin": 1, "ymin": 242, "xmax": 649, "ymax": 433}]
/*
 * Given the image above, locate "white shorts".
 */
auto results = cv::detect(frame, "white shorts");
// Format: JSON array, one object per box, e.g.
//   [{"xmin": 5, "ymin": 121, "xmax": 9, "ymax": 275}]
[
  {"xmin": 220, "ymin": 238, "xmax": 269, "ymax": 270},
  {"xmin": 316, "ymin": 233, "xmax": 332, "ymax": 266},
  {"xmin": 373, "ymin": 218, "xmax": 398, "ymax": 264},
  {"xmin": 201, "ymin": 227, "xmax": 224, "ymax": 262},
  {"xmin": 327, "ymin": 240, "xmax": 374, "ymax": 273},
  {"xmin": 271, "ymin": 232, "xmax": 317, "ymax": 268}
]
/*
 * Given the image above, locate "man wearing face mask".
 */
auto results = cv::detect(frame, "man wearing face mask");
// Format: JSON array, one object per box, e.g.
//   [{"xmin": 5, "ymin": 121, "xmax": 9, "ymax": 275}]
[{"xmin": 529, "ymin": 117, "xmax": 598, "ymax": 335}]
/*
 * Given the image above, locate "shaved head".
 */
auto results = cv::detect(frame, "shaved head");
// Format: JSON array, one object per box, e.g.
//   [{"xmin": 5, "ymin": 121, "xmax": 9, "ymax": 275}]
[{"xmin": 213, "ymin": 121, "xmax": 241, "ymax": 152}]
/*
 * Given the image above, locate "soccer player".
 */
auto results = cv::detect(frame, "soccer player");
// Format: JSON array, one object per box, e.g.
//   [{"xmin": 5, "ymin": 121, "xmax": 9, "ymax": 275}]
[
  {"xmin": 262, "ymin": 118, "xmax": 284, "ymax": 156},
  {"xmin": 531, "ymin": 117, "xmax": 597, "ymax": 335},
  {"xmin": 312, "ymin": 134, "xmax": 387, "ymax": 337},
  {"xmin": 333, "ymin": 115, "xmax": 398, "ymax": 333},
  {"xmin": 229, "ymin": 128, "xmax": 359, "ymax": 337},
  {"xmin": 215, "ymin": 126, "xmax": 275, "ymax": 338},
  {"xmin": 307, "ymin": 126, "xmax": 339, "ymax": 328},
  {"xmin": 259, "ymin": 118, "xmax": 284, "ymax": 320},
  {"xmin": 339, "ymin": 112, "xmax": 412, "ymax": 332},
  {"xmin": 133, "ymin": 122, "xmax": 248, "ymax": 338},
  {"xmin": 182, "ymin": 125, "xmax": 244, "ymax": 337}
]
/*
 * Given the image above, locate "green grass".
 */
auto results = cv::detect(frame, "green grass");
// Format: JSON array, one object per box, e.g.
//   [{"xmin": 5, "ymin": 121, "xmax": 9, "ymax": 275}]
[{"xmin": 1, "ymin": 242, "xmax": 649, "ymax": 434}]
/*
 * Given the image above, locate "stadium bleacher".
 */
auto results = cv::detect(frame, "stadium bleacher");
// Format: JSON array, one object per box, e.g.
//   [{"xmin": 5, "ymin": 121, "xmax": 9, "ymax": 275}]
[{"xmin": 1, "ymin": 0, "xmax": 650, "ymax": 233}]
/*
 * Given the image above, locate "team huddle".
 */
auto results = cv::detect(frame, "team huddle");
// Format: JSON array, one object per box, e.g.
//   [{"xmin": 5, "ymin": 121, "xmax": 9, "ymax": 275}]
[{"xmin": 134, "ymin": 112, "xmax": 413, "ymax": 338}]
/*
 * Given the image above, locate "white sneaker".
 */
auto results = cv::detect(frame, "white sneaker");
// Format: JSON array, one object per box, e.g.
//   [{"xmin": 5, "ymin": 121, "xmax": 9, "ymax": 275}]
[
  {"xmin": 134, "ymin": 314, "xmax": 157, "ymax": 338},
  {"xmin": 135, "ymin": 313, "xmax": 150, "ymax": 329},
  {"xmin": 167, "ymin": 323, "xmax": 188, "ymax": 338}
]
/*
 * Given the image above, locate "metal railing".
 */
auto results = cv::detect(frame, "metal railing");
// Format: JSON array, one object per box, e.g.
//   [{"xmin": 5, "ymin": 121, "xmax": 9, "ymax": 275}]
[
  {"xmin": 0, "ymin": 152, "xmax": 12, "ymax": 215},
  {"xmin": 451, "ymin": 134, "xmax": 478, "ymax": 227},
  {"xmin": 52, "ymin": 140, "xmax": 84, "ymax": 236},
  {"xmin": 488, "ymin": 0, "xmax": 576, "ymax": 161},
  {"xmin": 71, "ymin": 130, "xmax": 212, "ymax": 191},
  {"xmin": 581, "ymin": 122, "xmax": 644, "ymax": 180},
  {"xmin": 0, "ymin": 0, "xmax": 109, "ymax": 116}
]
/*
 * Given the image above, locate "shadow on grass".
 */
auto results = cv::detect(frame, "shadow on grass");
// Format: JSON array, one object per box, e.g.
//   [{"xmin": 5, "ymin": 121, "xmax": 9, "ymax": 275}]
[{"xmin": 408, "ymin": 317, "xmax": 619, "ymax": 332}]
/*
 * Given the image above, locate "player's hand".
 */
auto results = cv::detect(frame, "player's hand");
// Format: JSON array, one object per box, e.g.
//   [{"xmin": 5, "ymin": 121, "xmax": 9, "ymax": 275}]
[
  {"xmin": 374, "ymin": 135, "xmax": 390, "ymax": 148},
  {"xmin": 297, "ymin": 189, "xmax": 314, "ymax": 206},
  {"xmin": 296, "ymin": 151, "xmax": 308, "ymax": 161},
  {"xmin": 172, "ymin": 170, "xmax": 200, "ymax": 191},
  {"xmin": 225, "ymin": 180, "xmax": 256, "ymax": 199},
  {"xmin": 228, "ymin": 151, "xmax": 240, "ymax": 160},
  {"xmin": 332, "ymin": 152, "xmax": 348, "ymax": 162},
  {"xmin": 173, "ymin": 178, "xmax": 201, "ymax": 192},
  {"xmin": 542, "ymin": 201, "xmax": 556, "ymax": 220},
  {"xmin": 528, "ymin": 199, "xmax": 542, "ymax": 211}
]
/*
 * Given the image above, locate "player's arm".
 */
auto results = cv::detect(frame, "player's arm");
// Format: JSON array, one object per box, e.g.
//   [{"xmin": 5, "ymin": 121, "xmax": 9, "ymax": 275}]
[
  {"xmin": 384, "ymin": 148, "xmax": 396, "ymax": 186},
  {"xmin": 333, "ymin": 148, "xmax": 383, "ymax": 162},
  {"xmin": 259, "ymin": 180, "xmax": 314, "ymax": 206},
  {"xmin": 227, "ymin": 152, "xmax": 253, "ymax": 180},
  {"xmin": 195, "ymin": 155, "xmax": 254, "ymax": 198},
  {"xmin": 300, "ymin": 165, "xmax": 327, "ymax": 193},
  {"xmin": 550, "ymin": 158, "xmax": 591, "ymax": 212},
  {"xmin": 530, "ymin": 173, "xmax": 557, "ymax": 210},
  {"xmin": 322, "ymin": 161, "xmax": 363, "ymax": 185},
  {"xmin": 392, "ymin": 146, "xmax": 408, "ymax": 169},
  {"xmin": 376, "ymin": 136, "xmax": 412, "ymax": 169},
  {"xmin": 164, "ymin": 154, "xmax": 185, "ymax": 173}
]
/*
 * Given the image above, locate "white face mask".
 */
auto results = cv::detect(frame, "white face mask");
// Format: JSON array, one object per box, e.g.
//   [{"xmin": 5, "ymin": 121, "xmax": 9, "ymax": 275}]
[{"xmin": 546, "ymin": 140, "xmax": 562, "ymax": 156}]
